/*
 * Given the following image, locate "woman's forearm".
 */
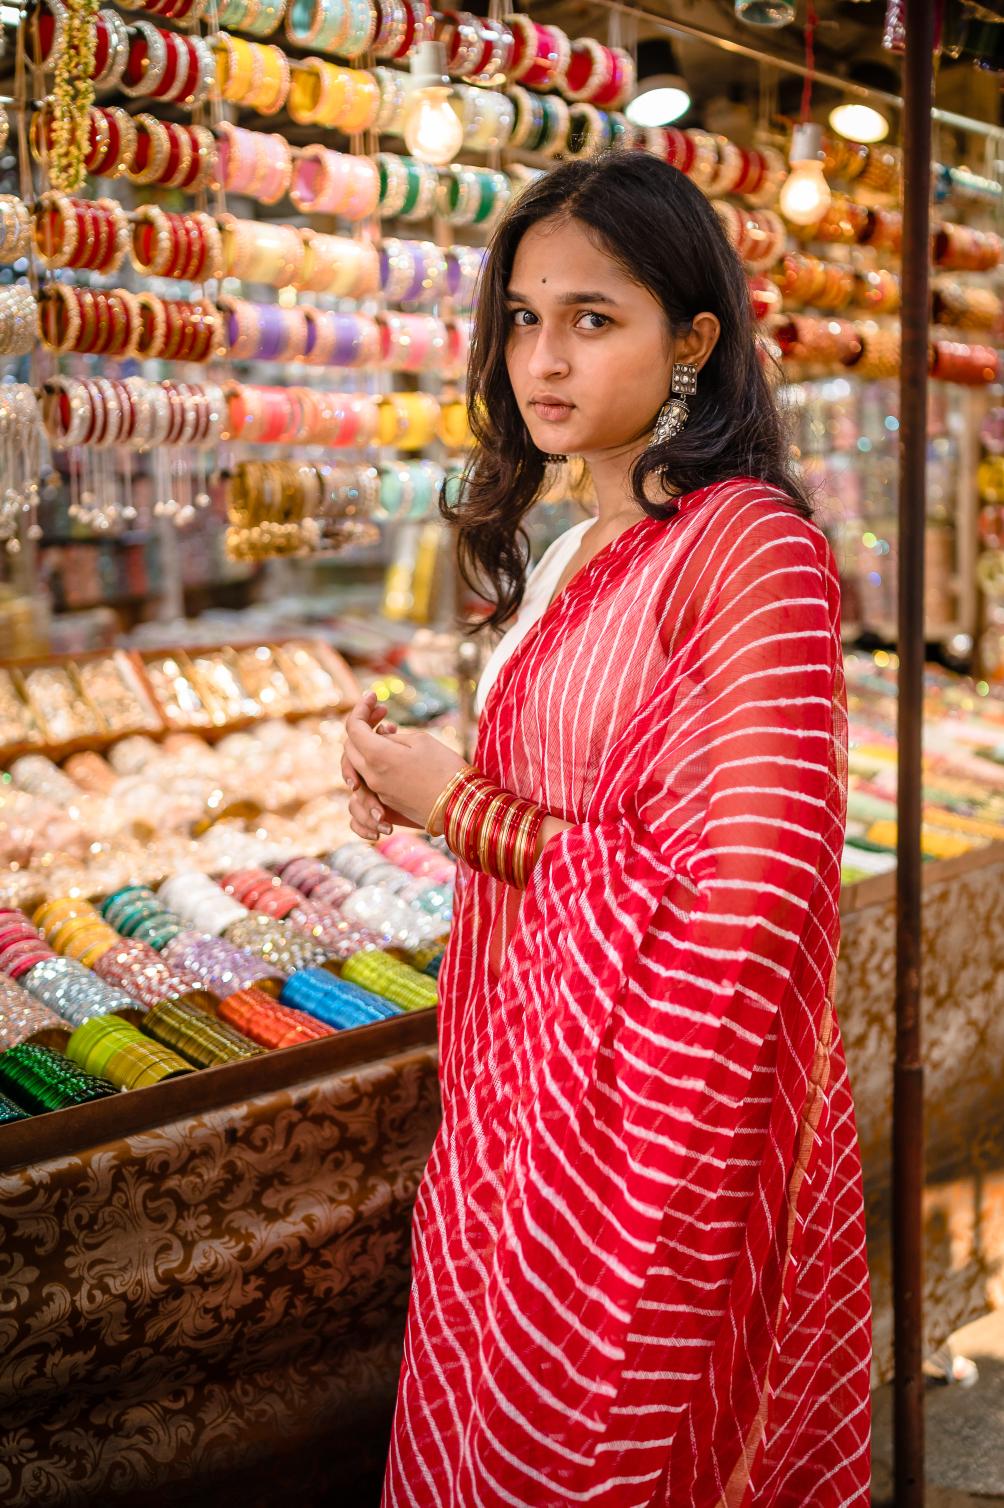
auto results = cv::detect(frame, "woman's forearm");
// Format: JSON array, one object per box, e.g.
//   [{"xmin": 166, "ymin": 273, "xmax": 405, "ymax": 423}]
[{"xmin": 531, "ymin": 815, "xmax": 572, "ymax": 872}]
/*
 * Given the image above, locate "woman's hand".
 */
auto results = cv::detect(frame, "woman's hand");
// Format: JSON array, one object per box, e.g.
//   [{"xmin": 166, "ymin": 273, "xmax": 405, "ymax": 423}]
[{"xmin": 343, "ymin": 692, "xmax": 468, "ymax": 840}]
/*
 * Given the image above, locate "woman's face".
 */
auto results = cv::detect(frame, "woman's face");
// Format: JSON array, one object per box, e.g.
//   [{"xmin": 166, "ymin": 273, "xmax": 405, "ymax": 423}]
[{"xmin": 504, "ymin": 216, "xmax": 675, "ymax": 465}]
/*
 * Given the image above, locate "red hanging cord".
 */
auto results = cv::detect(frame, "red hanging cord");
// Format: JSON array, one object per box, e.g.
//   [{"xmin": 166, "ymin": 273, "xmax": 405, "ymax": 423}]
[{"xmin": 799, "ymin": 0, "xmax": 817, "ymax": 123}]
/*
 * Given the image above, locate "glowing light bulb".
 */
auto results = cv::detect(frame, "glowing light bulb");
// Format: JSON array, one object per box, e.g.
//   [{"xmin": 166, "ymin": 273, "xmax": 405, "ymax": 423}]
[
  {"xmin": 403, "ymin": 86, "xmax": 464, "ymax": 165},
  {"xmin": 779, "ymin": 122, "xmax": 832, "ymax": 227},
  {"xmin": 829, "ymin": 101, "xmax": 889, "ymax": 144}
]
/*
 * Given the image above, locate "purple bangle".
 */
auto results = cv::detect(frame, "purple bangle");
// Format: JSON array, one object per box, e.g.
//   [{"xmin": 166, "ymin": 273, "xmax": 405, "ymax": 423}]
[
  {"xmin": 402, "ymin": 249, "xmax": 428, "ymax": 304},
  {"xmin": 333, "ymin": 314, "xmax": 363, "ymax": 367},
  {"xmin": 256, "ymin": 304, "xmax": 285, "ymax": 363}
]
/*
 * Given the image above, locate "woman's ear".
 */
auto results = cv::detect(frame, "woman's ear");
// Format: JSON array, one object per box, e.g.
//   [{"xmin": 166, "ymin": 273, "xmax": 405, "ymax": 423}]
[{"xmin": 674, "ymin": 312, "xmax": 721, "ymax": 373}]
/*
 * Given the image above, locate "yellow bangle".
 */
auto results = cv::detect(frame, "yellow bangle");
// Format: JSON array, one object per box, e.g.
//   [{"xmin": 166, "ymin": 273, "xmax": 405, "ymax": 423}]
[{"xmin": 396, "ymin": 392, "xmax": 441, "ymax": 452}]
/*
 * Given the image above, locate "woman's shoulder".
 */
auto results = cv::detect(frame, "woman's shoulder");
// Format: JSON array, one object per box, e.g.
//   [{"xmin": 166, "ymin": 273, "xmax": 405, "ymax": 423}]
[{"xmin": 683, "ymin": 476, "xmax": 830, "ymax": 559}]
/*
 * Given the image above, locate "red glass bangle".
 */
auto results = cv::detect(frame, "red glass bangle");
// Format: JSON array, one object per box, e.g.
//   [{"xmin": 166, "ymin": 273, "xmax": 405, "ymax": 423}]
[
  {"xmin": 152, "ymin": 30, "xmax": 182, "ymax": 98},
  {"xmin": 92, "ymin": 12, "xmax": 111, "ymax": 77},
  {"xmin": 174, "ymin": 35, "xmax": 201, "ymax": 105},
  {"xmin": 123, "ymin": 31, "xmax": 151, "ymax": 91}
]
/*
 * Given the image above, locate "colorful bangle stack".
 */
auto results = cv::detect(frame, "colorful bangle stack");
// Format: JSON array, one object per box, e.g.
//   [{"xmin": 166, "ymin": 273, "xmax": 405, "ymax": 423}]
[
  {"xmin": 454, "ymin": 84, "xmax": 516, "ymax": 150},
  {"xmin": 379, "ymin": 237, "xmax": 449, "ymax": 304},
  {"xmin": 224, "ymin": 385, "xmax": 380, "ymax": 445},
  {"xmin": 163, "ymin": 930, "xmax": 285, "ymax": 995},
  {"xmin": 0, "ymin": 972, "xmax": 64, "ymax": 1049},
  {"xmin": 274, "ymin": 857, "xmax": 355, "ymax": 911},
  {"xmin": 290, "ymin": 145, "xmax": 381, "ymax": 219},
  {"xmin": 376, "ymin": 830, "xmax": 456, "ymax": 886},
  {"xmin": 215, "ymin": 985, "xmax": 334, "ymax": 1047},
  {"xmin": 141, "ymin": 997, "xmax": 265, "ymax": 1067},
  {"xmin": 436, "ymin": 163, "xmax": 510, "ymax": 227},
  {"xmin": 67, "ymin": 1014, "xmax": 193, "ymax": 1089},
  {"xmin": 376, "ymin": 390, "xmax": 441, "ymax": 450},
  {"xmin": 340, "ymin": 949, "xmax": 437, "ymax": 1011},
  {"xmin": 41, "ymin": 377, "xmax": 224, "ymax": 453},
  {"xmin": 33, "ymin": 192, "xmax": 128, "ymax": 274},
  {"xmin": 712, "ymin": 202, "xmax": 786, "ymax": 274},
  {"xmin": 100, "ymin": 886, "xmax": 185, "ymax": 951},
  {"xmin": 377, "ymin": 153, "xmax": 440, "ymax": 219},
  {"xmin": 223, "ymin": 913, "xmax": 332, "ymax": 973},
  {"xmin": 934, "ymin": 221, "xmax": 1003, "ymax": 272},
  {"xmin": 280, "ymin": 967, "xmax": 402, "ymax": 1028},
  {"xmin": 131, "ymin": 206, "xmax": 223, "ymax": 281},
  {"xmin": 119, "ymin": 21, "xmax": 215, "ymax": 106},
  {"xmin": 930, "ymin": 340, "xmax": 999, "ymax": 386},
  {"xmin": 217, "ymin": 0, "xmax": 286, "ymax": 37},
  {"xmin": 563, "ymin": 37, "xmax": 634, "ymax": 107},
  {"xmin": 377, "ymin": 459, "xmax": 446, "ymax": 519},
  {"xmin": 298, "ymin": 228, "xmax": 380, "ymax": 296},
  {"xmin": 377, "ymin": 312, "xmax": 450, "ymax": 373},
  {"xmin": 504, "ymin": 13, "xmax": 570, "ymax": 90},
  {"xmin": 0, "ymin": 286, "xmax": 37, "ymax": 358},
  {"xmin": 0, "ymin": 1041, "xmax": 118, "ymax": 1114},
  {"xmin": 118, "ymin": 0, "xmax": 209, "ymax": 25},
  {"xmin": 23, "ymin": 955, "xmax": 138, "ymax": 1026},
  {"xmin": 216, "ymin": 123, "xmax": 293, "ymax": 203},
  {"xmin": 437, "ymin": 767, "xmax": 547, "ymax": 889},
  {"xmin": 219, "ymin": 214, "xmax": 303, "ymax": 284},
  {"xmin": 213, "ymin": 33, "xmax": 291, "ymax": 112},
  {"xmin": 124, "ymin": 115, "xmax": 215, "ymax": 190},
  {"xmin": 36, "ymin": 282, "xmax": 134, "ymax": 357},
  {"xmin": 932, "ymin": 282, "xmax": 1002, "ymax": 332},
  {"xmin": 285, "ymin": 0, "xmax": 377, "ymax": 57},
  {"xmin": 771, "ymin": 252, "xmax": 857, "ymax": 312},
  {"xmin": 288, "ymin": 57, "xmax": 380, "ymax": 130},
  {"xmin": 0, "ymin": 196, "xmax": 32, "ymax": 264}
]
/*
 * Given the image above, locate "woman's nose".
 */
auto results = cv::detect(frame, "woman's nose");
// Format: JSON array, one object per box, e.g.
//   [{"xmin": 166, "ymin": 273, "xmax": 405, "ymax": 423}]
[{"xmin": 526, "ymin": 327, "xmax": 570, "ymax": 380}]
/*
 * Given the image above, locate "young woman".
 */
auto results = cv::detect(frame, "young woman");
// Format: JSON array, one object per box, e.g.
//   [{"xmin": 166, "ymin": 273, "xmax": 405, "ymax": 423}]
[{"xmin": 343, "ymin": 152, "xmax": 871, "ymax": 1507}]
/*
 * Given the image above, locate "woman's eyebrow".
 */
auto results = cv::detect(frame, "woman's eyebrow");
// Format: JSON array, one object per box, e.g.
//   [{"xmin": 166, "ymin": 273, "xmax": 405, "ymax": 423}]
[{"xmin": 505, "ymin": 288, "xmax": 620, "ymax": 305}]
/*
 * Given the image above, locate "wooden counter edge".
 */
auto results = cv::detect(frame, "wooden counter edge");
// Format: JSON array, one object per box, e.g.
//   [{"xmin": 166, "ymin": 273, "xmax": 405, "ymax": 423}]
[{"xmin": 0, "ymin": 1008, "xmax": 440, "ymax": 1177}]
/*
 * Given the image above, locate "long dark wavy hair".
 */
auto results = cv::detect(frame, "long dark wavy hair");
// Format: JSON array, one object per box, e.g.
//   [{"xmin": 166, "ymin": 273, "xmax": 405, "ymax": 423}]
[{"xmin": 442, "ymin": 150, "xmax": 811, "ymax": 632}]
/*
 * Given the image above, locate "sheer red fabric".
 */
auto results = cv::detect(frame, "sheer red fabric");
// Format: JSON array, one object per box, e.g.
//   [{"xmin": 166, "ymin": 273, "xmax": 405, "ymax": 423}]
[{"xmin": 383, "ymin": 479, "xmax": 871, "ymax": 1507}]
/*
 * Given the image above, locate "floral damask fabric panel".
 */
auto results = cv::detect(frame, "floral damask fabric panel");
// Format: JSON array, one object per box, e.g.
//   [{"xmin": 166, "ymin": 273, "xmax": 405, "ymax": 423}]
[
  {"xmin": 839, "ymin": 854, "xmax": 1004, "ymax": 1382},
  {"xmin": 0, "ymin": 1045, "xmax": 441, "ymax": 1507}
]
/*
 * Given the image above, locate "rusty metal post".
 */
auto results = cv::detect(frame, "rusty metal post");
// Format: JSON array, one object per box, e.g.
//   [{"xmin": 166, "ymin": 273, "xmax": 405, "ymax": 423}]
[{"xmin": 894, "ymin": 0, "xmax": 935, "ymax": 1502}]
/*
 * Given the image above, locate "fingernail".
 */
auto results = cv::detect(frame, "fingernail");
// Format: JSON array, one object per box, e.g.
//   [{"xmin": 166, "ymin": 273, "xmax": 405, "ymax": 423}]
[
  {"xmin": 371, "ymin": 807, "xmax": 382, "ymax": 822},
  {"xmin": 379, "ymin": 823, "xmax": 392, "ymax": 836}
]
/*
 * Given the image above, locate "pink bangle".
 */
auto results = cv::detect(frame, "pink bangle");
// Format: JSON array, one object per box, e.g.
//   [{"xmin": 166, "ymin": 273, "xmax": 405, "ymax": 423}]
[{"xmin": 342, "ymin": 155, "xmax": 381, "ymax": 220}]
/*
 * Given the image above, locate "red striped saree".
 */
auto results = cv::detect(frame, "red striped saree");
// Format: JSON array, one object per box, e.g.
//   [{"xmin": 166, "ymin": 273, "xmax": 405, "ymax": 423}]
[{"xmin": 383, "ymin": 478, "xmax": 871, "ymax": 1507}]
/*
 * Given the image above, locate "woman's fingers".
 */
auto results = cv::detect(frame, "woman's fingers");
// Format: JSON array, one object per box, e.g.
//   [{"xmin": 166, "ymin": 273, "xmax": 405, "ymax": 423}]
[{"xmin": 348, "ymin": 788, "xmax": 392, "ymax": 842}]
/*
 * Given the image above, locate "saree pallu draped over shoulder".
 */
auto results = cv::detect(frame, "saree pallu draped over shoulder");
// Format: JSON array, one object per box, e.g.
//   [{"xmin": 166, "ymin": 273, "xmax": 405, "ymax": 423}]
[{"xmin": 383, "ymin": 479, "xmax": 871, "ymax": 1508}]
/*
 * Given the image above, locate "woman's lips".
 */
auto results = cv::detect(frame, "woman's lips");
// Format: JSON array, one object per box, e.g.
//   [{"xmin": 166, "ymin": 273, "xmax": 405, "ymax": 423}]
[{"xmin": 530, "ymin": 400, "xmax": 575, "ymax": 423}]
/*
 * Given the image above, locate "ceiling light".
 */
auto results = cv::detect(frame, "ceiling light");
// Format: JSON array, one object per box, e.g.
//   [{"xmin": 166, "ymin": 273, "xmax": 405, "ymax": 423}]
[
  {"xmin": 829, "ymin": 100, "xmax": 890, "ymax": 143},
  {"xmin": 625, "ymin": 36, "xmax": 690, "ymax": 128},
  {"xmin": 626, "ymin": 76, "xmax": 691, "ymax": 127}
]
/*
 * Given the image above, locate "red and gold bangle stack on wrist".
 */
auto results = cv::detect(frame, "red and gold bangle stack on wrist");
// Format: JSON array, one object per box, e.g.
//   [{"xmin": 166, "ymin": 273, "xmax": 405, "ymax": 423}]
[
  {"xmin": 38, "ymin": 284, "xmax": 141, "ymax": 357},
  {"xmin": 130, "ymin": 206, "xmax": 223, "ymax": 281},
  {"xmin": 433, "ymin": 768, "xmax": 546, "ymax": 889},
  {"xmin": 34, "ymin": 192, "xmax": 129, "ymax": 274}
]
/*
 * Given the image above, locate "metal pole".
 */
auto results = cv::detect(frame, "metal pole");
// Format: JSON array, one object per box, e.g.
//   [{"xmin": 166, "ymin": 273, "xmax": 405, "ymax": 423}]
[{"xmin": 894, "ymin": 0, "xmax": 934, "ymax": 1503}]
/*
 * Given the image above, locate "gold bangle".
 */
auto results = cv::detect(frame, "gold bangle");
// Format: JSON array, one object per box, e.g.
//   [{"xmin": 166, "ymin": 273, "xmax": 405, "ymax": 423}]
[{"xmin": 426, "ymin": 764, "xmax": 475, "ymax": 837}]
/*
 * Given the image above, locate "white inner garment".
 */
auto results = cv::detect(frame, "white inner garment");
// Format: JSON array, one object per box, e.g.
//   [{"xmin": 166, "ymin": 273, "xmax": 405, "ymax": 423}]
[{"xmin": 475, "ymin": 519, "xmax": 592, "ymax": 716}]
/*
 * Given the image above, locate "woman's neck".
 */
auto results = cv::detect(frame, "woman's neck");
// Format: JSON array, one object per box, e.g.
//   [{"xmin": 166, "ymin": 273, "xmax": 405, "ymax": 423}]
[{"xmin": 586, "ymin": 445, "xmax": 650, "ymax": 535}]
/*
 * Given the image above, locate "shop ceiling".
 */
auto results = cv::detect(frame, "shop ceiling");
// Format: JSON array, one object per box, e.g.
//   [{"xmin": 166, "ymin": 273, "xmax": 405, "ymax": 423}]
[{"xmin": 529, "ymin": 0, "xmax": 1004, "ymax": 139}]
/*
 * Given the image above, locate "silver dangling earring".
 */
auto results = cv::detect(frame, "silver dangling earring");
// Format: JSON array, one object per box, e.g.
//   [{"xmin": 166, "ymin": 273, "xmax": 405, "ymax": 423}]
[{"xmin": 652, "ymin": 362, "xmax": 699, "ymax": 444}]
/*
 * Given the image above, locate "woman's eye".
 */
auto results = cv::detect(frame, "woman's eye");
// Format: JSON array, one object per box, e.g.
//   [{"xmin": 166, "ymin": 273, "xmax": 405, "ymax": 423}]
[
  {"xmin": 510, "ymin": 308, "xmax": 537, "ymax": 327},
  {"xmin": 577, "ymin": 311, "xmax": 610, "ymax": 331}
]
